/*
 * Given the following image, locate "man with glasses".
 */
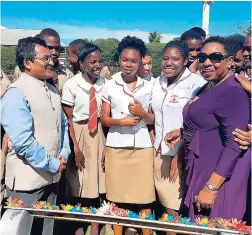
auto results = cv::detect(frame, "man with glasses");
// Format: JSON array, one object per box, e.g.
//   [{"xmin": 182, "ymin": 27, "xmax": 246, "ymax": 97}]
[
  {"xmin": 1, "ymin": 37, "xmax": 70, "ymax": 235},
  {"xmin": 13, "ymin": 28, "xmax": 73, "ymax": 94},
  {"xmin": 180, "ymin": 30, "xmax": 202, "ymax": 74}
]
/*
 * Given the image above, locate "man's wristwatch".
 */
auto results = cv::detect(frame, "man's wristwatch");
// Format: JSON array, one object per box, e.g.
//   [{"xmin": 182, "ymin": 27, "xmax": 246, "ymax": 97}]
[{"xmin": 205, "ymin": 182, "xmax": 219, "ymax": 192}]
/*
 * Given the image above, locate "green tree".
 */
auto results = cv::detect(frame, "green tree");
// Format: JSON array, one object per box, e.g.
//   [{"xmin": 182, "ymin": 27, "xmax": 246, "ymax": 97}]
[
  {"xmin": 237, "ymin": 21, "xmax": 252, "ymax": 36},
  {"xmin": 94, "ymin": 38, "xmax": 119, "ymax": 63},
  {"xmin": 173, "ymin": 36, "xmax": 181, "ymax": 41},
  {"xmin": 1, "ymin": 45, "xmax": 16, "ymax": 73},
  {"xmin": 147, "ymin": 42, "xmax": 165, "ymax": 77},
  {"xmin": 148, "ymin": 32, "xmax": 162, "ymax": 43}
]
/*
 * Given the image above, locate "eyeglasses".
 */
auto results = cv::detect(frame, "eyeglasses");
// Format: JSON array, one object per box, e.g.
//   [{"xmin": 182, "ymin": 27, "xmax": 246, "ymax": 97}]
[
  {"xmin": 47, "ymin": 45, "xmax": 62, "ymax": 52},
  {"xmin": 198, "ymin": 52, "xmax": 229, "ymax": 64},
  {"xmin": 35, "ymin": 55, "xmax": 52, "ymax": 64}
]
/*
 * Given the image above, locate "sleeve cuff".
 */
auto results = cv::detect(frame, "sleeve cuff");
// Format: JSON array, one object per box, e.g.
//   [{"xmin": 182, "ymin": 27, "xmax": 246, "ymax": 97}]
[
  {"xmin": 61, "ymin": 99, "xmax": 74, "ymax": 106},
  {"xmin": 101, "ymin": 96, "xmax": 110, "ymax": 104},
  {"xmin": 59, "ymin": 148, "xmax": 71, "ymax": 161},
  {"xmin": 48, "ymin": 157, "xmax": 60, "ymax": 173}
]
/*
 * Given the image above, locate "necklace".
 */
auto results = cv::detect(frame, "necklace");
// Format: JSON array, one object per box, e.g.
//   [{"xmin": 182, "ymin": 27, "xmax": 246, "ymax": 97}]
[{"xmin": 209, "ymin": 71, "xmax": 233, "ymax": 89}]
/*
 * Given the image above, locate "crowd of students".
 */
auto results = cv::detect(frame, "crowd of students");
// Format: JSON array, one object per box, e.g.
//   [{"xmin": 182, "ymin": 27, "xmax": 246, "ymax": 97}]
[{"xmin": 0, "ymin": 27, "xmax": 251, "ymax": 235}]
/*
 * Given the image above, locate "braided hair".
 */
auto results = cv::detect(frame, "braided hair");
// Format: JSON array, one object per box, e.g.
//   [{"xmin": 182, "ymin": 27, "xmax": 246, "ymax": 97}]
[{"xmin": 162, "ymin": 40, "xmax": 189, "ymax": 61}]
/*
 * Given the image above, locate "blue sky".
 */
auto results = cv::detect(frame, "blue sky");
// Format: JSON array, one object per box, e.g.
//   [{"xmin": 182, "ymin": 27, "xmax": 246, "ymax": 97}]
[{"xmin": 1, "ymin": 1, "xmax": 251, "ymax": 44}]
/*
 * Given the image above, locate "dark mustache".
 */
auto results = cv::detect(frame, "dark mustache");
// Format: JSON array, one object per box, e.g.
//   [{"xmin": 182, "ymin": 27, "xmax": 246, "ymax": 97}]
[{"xmin": 46, "ymin": 66, "xmax": 59, "ymax": 73}]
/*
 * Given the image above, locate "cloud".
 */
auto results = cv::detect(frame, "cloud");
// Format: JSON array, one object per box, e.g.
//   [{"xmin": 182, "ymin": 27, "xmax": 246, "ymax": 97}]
[{"xmin": 2, "ymin": 18, "xmax": 179, "ymax": 44}]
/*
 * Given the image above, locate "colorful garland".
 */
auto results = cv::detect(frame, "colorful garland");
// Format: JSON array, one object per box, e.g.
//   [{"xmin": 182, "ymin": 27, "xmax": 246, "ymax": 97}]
[{"xmin": 6, "ymin": 197, "xmax": 251, "ymax": 233}]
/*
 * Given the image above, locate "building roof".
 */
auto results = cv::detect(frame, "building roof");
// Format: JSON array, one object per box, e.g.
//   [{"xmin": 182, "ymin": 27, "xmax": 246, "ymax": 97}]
[
  {"xmin": 1, "ymin": 27, "xmax": 67, "ymax": 47},
  {"xmin": 1, "ymin": 28, "xmax": 41, "ymax": 46}
]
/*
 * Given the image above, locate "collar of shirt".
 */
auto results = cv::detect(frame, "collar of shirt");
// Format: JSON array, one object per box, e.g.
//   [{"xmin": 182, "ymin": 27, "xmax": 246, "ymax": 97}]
[
  {"xmin": 20, "ymin": 72, "xmax": 46, "ymax": 87},
  {"xmin": 114, "ymin": 72, "xmax": 144, "ymax": 97},
  {"xmin": 159, "ymin": 67, "xmax": 192, "ymax": 91},
  {"xmin": 76, "ymin": 73, "xmax": 105, "ymax": 93}
]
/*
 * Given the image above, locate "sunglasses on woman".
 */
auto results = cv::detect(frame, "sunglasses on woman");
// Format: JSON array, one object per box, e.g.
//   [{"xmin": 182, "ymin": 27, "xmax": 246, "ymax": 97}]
[{"xmin": 198, "ymin": 52, "xmax": 229, "ymax": 64}]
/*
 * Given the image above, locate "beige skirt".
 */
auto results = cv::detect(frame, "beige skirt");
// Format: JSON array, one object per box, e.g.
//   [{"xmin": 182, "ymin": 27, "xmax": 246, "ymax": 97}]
[
  {"xmin": 66, "ymin": 122, "xmax": 106, "ymax": 198},
  {"xmin": 154, "ymin": 152, "xmax": 184, "ymax": 210},
  {"xmin": 105, "ymin": 147, "xmax": 155, "ymax": 204}
]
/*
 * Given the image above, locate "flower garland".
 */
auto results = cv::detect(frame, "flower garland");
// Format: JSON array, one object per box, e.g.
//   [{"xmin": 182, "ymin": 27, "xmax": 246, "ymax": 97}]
[{"xmin": 6, "ymin": 197, "xmax": 251, "ymax": 233}]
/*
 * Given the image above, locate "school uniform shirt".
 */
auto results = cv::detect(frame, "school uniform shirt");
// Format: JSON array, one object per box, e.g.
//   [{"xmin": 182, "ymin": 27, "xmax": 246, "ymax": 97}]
[
  {"xmin": 112, "ymin": 72, "xmax": 155, "ymax": 85},
  {"xmin": 56, "ymin": 63, "xmax": 74, "ymax": 93},
  {"xmin": 102, "ymin": 72, "xmax": 153, "ymax": 148},
  {"xmin": 151, "ymin": 68, "xmax": 206, "ymax": 156},
  {"xmin": 61, "ymin": 73, "xmax": 105, "ymax": 122}
]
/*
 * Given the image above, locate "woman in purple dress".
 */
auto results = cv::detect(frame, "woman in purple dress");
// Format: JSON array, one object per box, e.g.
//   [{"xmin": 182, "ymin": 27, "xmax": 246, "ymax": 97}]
[{"xmin": 180, "ymin": 36, "xmax": 251, "ymax": 220}]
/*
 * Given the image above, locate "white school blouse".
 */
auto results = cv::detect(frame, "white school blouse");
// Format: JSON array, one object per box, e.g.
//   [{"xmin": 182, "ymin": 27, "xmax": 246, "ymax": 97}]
[
  {"xmin": 151, "ymin": 68, "xmax": 206, "ymax": 156},
  {"xmin": 102, "ymin": 72, "xmax": 153, "ymax": 148},
  {"xmin": 61, "ymin": 73, "xmax": 105, "ymax": 122}
]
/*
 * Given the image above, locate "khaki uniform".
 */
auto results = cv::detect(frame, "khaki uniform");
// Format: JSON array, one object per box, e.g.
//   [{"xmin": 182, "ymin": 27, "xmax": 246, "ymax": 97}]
[
  {"xmin": 100, "ymin": 66, "xmax": 112, "ymax": 80},
  {"xmin": 12, "ymin": 66, "xmax": 22, "ymax": 83},
  {"xmin": 105, "ymin": 147, "xmax": 155, "ymax": 204},
  {"xmin": 0, "ymin": 69, "xmax": 11, "ymax": 98},
  {"xmin": 61, "ymin": 73, "xmax": 106, "ymax": 198},
  {"xmin": 55, "ymin": 63, "xmax": 74, "ymax": 93},
  {"xmin": 66, "ymin": 122, "xmax": 106, "ymax": 198},
  {"xmin": 102, "ymin": 73, "xmax": 155, "ymax": 204},
  {"xmin": 0, "ymin": 69, "xmax": 10, "ymax": 215}
]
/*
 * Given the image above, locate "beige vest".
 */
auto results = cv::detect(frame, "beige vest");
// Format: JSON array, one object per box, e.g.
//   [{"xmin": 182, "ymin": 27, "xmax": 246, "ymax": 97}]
[{"xmin": 5, "ymin": 73, "xmax": 62, "ymax": 191}]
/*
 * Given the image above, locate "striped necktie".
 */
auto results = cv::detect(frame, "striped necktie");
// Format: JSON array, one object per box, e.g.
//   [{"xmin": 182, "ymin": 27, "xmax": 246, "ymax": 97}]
[{"xmin": 88, "ymin": 86, "xmax": 98, "ymax": 133}]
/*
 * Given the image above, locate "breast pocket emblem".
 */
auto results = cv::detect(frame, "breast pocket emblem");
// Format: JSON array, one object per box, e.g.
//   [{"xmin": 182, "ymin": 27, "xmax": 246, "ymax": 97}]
[{"xmin": 169, "ymin": 95, "xmax": 179, "ymax": 103}]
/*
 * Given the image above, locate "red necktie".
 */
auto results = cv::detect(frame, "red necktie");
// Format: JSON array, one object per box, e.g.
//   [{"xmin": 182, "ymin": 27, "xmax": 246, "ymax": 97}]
[{"xmin": 88, "ymin": 86, "xmax": 98, "ymax": 133}]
